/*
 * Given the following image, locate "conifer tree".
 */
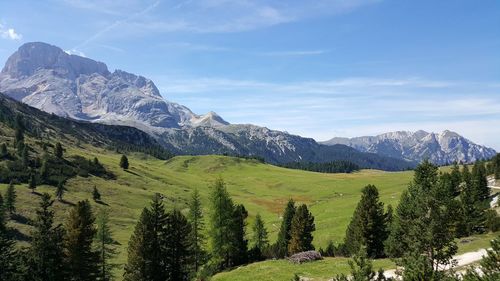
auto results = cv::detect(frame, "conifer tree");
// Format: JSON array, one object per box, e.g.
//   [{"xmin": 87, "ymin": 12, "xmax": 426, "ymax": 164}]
[
  {"xmin": 164, "ymin": 209, "xmax": 193, "ymax": 281},
  {"xmin": 120, "ymin": 155, "xmax": 129, "ymax": 170},
  {"xmin": 93, "ymin": 186, "xmax": 101, "ymax": 202},
  {"xmin": 462, "ymin": 235, "xmax": 500, "ymax": 280},
  {"xmin": 5, "ymin": 181, "xmax": 16, "ymax": 215},
  {"xmin": 0, "ymin": 194, "xmax": 5, "ymax": 233},
  {"xmin": 288, "ymin": 204, "xmax": 315, "ymax": 254},
  {"xmin": 21, "ymin": 145, "xmax": 29, "ymax": 167},
  {"xmin": 29, "ymin": 174, "xmax": 37, "ymax": 193},
  {"xmin": 344, "ymin": 185, "xmax": 387, "ymax": 258},
  {"xmin": 148, "ymin": 193, "xmax": 168, "ymax": 280},
  {"xmin": 56, "ymin": 181, "xmax": 65, "ymax": 201},
  {"xmin": 0, "ymin": 217, "xmax": 19, "ymax": 281},
  {"xmin": 252, "ymin": 213, "xmax": 269, "ymax": 254},
  {"xmin": 188, "ymin": 188, "xmax": 206, "ymax": 273},
  {"xmin": 231, "ymin": 204, "xmax": 248, "ymax": 266},
  {"xmin": 0, "ymin": 143, "xmax": 8, "ymax": 158},
  {"xmin": 95, "ymin": 209, "xmax": 117, "ymax": 281},
  {"xmin": 386, "ymin": 161, "xmax": 457, "ymax": 278},
  {"xmin": 276, "ymin": 199, "xmax": 296, "ymax": 258},
  {"xmin": 29, "ymin": 193, "xmax": 66, "ymax": 281},
  {"xmin": 450, "ymin": 162, "xmax": 462, "ymax": 196},
  {"xmin": 472, "ymin": 161, "xmax": 489, "ymax": 202},
  {"xmin": 209, "ymin": 178, "xmax": 236, "ymax": 269},
  {"xmin": 63, "ymin": 200, "xmax": 99, "ymax": 281},
  {"xmin": 124, "ymin": 208, "xmax": 155, "ymax": 281},
  {"xmin": 55, "ymin": 142, "xmax": 63, "ymax": 159}
]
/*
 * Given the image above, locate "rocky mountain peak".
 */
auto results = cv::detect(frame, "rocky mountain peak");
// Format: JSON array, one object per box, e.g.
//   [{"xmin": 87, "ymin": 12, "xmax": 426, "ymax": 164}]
[{"xmin": 1, "ymin": 42, "xmax": 109, "ymax": 79}]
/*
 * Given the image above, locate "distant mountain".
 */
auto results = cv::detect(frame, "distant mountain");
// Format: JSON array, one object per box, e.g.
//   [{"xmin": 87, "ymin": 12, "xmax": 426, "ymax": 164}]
[
  {"xmin": 0, "ymin": 42, "xmax": 414, "ymax": 170},
  {"xmin": 321, "ymin": 130, "xmax": 496, "ymax": 165}
]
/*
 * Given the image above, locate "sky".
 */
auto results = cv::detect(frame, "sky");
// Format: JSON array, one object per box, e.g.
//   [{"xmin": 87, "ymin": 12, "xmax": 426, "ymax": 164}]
[{"xmin": 1, "ymin": 0, "xmax": 500, "ymax": 149}]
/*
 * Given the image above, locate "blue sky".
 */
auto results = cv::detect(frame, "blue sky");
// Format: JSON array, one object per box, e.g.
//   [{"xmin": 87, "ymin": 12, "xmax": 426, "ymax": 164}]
[{"xmin": 1, "ymin": 0, "xmax": 500, "ymax": 149}]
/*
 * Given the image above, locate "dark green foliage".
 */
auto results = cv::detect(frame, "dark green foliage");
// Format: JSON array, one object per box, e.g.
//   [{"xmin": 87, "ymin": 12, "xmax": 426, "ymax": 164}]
[
  {"xmin": 56, "ymin": 181, "xmax": 65, "ymax": 201},
  {"xmin": 28, "ymin": 193, "xmax": 66, "ymax": 281},
  {"xmin": 460, "ymin": 164, "xmax": 487, "ymax": 236},
  {"xmin": 231, "ymin": 204, "xmax": 248, "ymax": 266},
  {"xmin": 0, "ymin": 142, "xmax": 7, "ymax": 158},
  {"xmin": 120, "ymin": 155, "xmax": 129, "ymax": 170},
  {"xmin": 5, "ymin": 181, "xmax": 16, "ymax": 215},
  {"xmin": 386, "ymin": 161, "xmax": 457, "ymax": 277},
  {"xmin": 276, "ymin": 199, "xmax": 296, "ymax": 258},
  {"xmin": 0, "ymin": 227, "xmax": 20, "ymax": 281},
  {"xmin": 485, "ymin": 210, "xmax": 500, "ymax": 232},
  {"xmin": 55, "ymin": 142, "xmax": 63, "ymax": 159},
  {"xmin": 95, "ymin": 209, "xmax": 118, "ymax": 281},
  {"xmin": 288, "ymin": 204, "xmax": 315, "ymax": 255},
  {"xmin": 450, "ymin": 162, "xmax": 462, "ymax": 196},
  {"xmin": 344, "ymin": 185, "xmax": 388, "ymax": 258},
  {"xmin": 92, "ymin": 186, "xmax": 101, "ymax": 202},
  {"xmin": 124, "ymin": 208, "xmax": 155, "ymax": 281},
  {"xmin": 291, "ymin": 273, "xmax": 301, "ymax": 281},
  {"xmin": 319, "ymin": 240, "xmax": 336, "ymax": 257},
  {"xmin": 471, "ymin": 161, "xmax": 489, "ymax": 202},
  {"xmin": 493, "ymin": 154, "xmax": 500, "ymax": 180},
  {"xmin": 331, "ymin": 249, "xmax": 388, "ymax": 281},
  {"xmin": 164, "ymin": 209, "xmax": 193, "ymax": 281},
  {"xmin": 63, "ymin": 200, "xmax": 99, "ymax": 281},
  {"xmin": 280, "ymin": 160, "xmax": 360, "ymax": 173},
  {"xmin": 29, "ymin": 173, "xmax": 37, "ymax": 193},
  {"xmin": 188, "ymin": 189, "xmax": 206, "ymax": 273},
  {"xmin": 251, "ymin": 213, "xmax": 269, "ymax": 260}
]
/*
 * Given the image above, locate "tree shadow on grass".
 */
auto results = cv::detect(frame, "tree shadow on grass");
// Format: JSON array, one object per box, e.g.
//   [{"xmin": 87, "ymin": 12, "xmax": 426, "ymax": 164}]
[
  {"xmin": 11, "ymin": 213, "xmax": 31, "ymax": 225},
  {"xmin": 95, "ymin": 200, "xmax": 109, "ymax": 206},
  {"xmin": 58, "ymin": 199, "xmax": 76, "ymax": 206},
  {"xmin": 7, "ymin": 228, "xmax": 31, "ymax": 242},
  {"xmin": 125, "ymin": 169, "xmax": 141, "ymax": 177}
]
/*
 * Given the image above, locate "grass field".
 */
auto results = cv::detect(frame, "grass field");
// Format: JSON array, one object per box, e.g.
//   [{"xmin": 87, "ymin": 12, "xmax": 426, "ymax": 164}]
[{"xmin": 1, "ymin": 141, "xmax": 496, "ymax": 280}]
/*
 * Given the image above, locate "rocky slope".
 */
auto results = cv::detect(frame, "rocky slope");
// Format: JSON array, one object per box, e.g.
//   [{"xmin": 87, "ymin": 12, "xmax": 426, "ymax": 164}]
[
  {"xmin": 0, "ymin": 42, "xmax": 414, "ymax": 169},
  {"xmin": 322, "ymin": 130, "xmax": 496, "ymax": 165}
]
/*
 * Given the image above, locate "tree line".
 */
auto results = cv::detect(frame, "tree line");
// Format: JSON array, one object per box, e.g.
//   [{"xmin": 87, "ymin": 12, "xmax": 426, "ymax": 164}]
[{"xmin": 279, "ymin": 160, "xmax": 360, "ymax": 173}]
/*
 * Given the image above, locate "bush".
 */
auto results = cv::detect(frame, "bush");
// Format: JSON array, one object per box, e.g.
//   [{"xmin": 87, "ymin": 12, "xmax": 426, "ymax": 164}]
[{"xmin": 485, "ymin": 209, "xmax": 500, "ymax": 232}]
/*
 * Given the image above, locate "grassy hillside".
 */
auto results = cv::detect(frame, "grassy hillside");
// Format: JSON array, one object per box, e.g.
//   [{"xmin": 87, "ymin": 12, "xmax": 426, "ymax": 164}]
[{"xmin": 0, "ymin": 140, "xmax": 414, "ymax": 270}]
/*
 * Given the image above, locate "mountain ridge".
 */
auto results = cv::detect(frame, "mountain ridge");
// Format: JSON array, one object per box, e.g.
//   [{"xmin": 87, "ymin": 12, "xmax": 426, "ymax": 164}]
[{"xmin": 322, "ymin": 130, "xmax": 496, "ymax": 165}]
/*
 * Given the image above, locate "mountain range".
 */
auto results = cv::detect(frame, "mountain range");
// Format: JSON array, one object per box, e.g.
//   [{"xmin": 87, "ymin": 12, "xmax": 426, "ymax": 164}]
[
  {"xmin": 322, "ymin": 130, "xmax": 496, "ymax": 165},
  {"xmin": 0, "ymin": 42, "xmax": 495, "ymax": 168}
]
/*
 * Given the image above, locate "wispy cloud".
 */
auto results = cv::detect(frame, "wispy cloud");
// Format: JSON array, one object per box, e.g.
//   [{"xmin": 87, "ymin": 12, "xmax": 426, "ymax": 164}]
[{"xmin": 0, "ymin": 23, "xmax": 22, "ymax": 40}]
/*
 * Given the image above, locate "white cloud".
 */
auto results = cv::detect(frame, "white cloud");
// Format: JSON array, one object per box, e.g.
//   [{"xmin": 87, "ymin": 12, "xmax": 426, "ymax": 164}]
[
  {"xmin": 0, "ymin": 23, "xmax": 22, "ymax": 40},
  {"xmin": 64, "ymin": 49, "xmax": 86, "ymax": 57}
]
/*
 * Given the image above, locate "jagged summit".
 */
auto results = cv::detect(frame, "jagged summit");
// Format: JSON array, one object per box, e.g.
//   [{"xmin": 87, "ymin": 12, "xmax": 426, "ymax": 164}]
[{"xmin": 322, "ymin": 130, "xmax": 496, "ymax": 165}]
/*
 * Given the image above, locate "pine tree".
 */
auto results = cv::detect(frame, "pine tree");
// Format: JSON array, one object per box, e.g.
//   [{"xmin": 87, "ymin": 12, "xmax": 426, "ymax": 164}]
[
  {"xmin": 344, "ymin": 185, "xmax": 388, "ymax": 258},
  {"xmin": 120, "ymin": 155, "xmax": 129, "ymax": 170},
  {"xmin": 386, "ymin": 161, "xmax": 457, "ymax": 278},
  {"xmin": 29, "ymin": 193, "xmax": 66, "ymax": 281},
  {"xmin": 472, "ymin": 161, "xmax": 489, "ymax": 202},
  {"xmin": 55, "ymin": 142, "xmax": 63, "ymax": 159},
  {"xmin": 252, "ymin": 213, "xmax": 269, "ymax": 254},
  {"xmin": 188, "ymin": 188, "xmax": 206, "ymax": 273},
  {"xmin": 164, "ymin": 209, "xmax": 193, "ymax": 281},
  {"xmin": 276, "ymin": 199, "xmax": 296, "ymax": 258},
  {"xmin": 494, "ymin": 154, "xmax": 500, "ymax": 180},
  {"xmin": 29, "ymin": 174, "xmax": 37, "ymax": 193},
  {"xmin": 231, "ymin": 204, "xmax": 248, "ymax": 266},
  {"xmin": 21, "ymin": 145, "xmax": 29, "ymax": 168},
  {"xmin": 5, "ymin": 181, "xmax": 16, "ymax": 215},
  {"xmin": 0, "ymin": 220, "xmax": 19, "ymax": 281},
  {"xmin": 462, "ymin": 235, "xmax": 500, "ymax": 280},
  {"xmin": 0, "ymin": 143, "xmax": 8, "ymax": 158},
  {"xmin": 93, "ymin": 186, "xmax": 101, "ymax": 202},
  {"xmin": 56, "ymin": 181, "xmax": 65, "ymax": 201},
  {"xmin": 450, "ymin": 162, "xmax": 462, "ymax": 196},
  {"xmin": 209, "ymin": 178, "xmax": 236, "ymax": 269},
  {"xmin": 288, "ymin": 204, "xmax": 315, "ymax": 254},
  {"xmin": 0, "ymin": 194, "xmax": 5, "ymax": 233},
  {"xmin": 124, "ymin": 208, "xmax": 155, "ymax": 281},
  {"xmin": 63, "ymin": 200, "xmax": 99, "ymax": 281},
  {"xmin": 95, "ymin": 209, "xmax": 117, "ymax": 281},
  {"xmin": 332, "ymin": 249, "xmax": 387, "ymax": 281},
  {"xmin": 148, "ymin": 193, "xmax": 168, "ymax": 281}
]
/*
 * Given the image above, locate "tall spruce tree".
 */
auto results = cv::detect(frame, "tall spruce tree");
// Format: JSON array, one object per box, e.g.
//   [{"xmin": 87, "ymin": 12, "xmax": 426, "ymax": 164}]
[
  {"xmin": 29, "ymin": 193, "xmax": 66, "ymax": 281},
  {"xmin": 5, "ymin": 181, "xmax": 16, "ymax": 215},
  {"xmin": 0, "ymin": 214, "xmax": 19, "ymax": 281},
  {"xmin": 231, "ymin": 204, "xmax": 248, "ymax": 266},
  {"xmin": 63, "ymin": 200, "xmax": 99, "ymax": 281},
  {"xmin": 29, "ymin": 174, "xmax": 37, "ymax": 193},
  {"xmin": 0, "ymin": 143, "xmax": 7, "ymax": 158},
  {"xmin": 472, "ymin": 161, "xmax": 489, "ymax": 202},
  {"xmin": 55, "ymin": 142, "xmax": 63, "ymax": 159},
  {"xmin": 450, "ymin": 162, "xmax": 462, "ymax": 196},
  {"xmin": 124, "ymin": 208, "xmax": 155, "ymax": 281},
  {"xmin": 386, "ymin": 161, "xmax": 457, "ymax": 279},
  {"xmin": 344, "ymin": 185, "xmax": 388, "ymax": 258},
  {"xmin": 275, "ymin": 199, "xmax": 296, "ymax": 258},
  {"xmin": 252, "ymin": 213, "xmax": 269, "ymax": 255},
  {"xmin": 188, "ymin": 188, "xmax": 206, "ymax": 273},
  {"xmin": 209, "ymin": 178, "xmax": 236, "ymax": 269},
  {"xmin": 148, "ymin": 193, "xmax": 168, "ymax": 281},
  {"xmin": 288, "ymin": 204, "xmax": 315, "ymax": 254},
  {"xmin": 120, "ymin": 155, "xmax": 129, "ymax": 170},
  {"xmin": 56, "ymin": 181, "xmax": 65, "ymax": 201},
  {"xmin": 163, "ymin": 209, "xmax": 193, "ymax": 281},
  {"xmin": 95, "ymin": 209, "xmax": 117, "ymax": 281}
]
